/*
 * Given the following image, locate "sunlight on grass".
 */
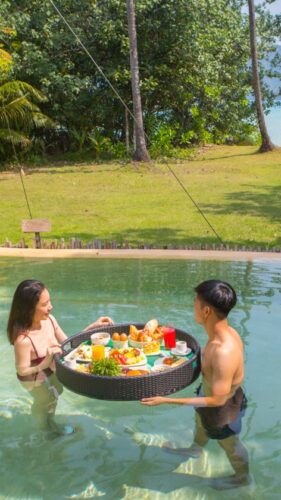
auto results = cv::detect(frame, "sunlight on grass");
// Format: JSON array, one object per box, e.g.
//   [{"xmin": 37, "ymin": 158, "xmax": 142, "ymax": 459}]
[{"xmin": 1, "ymin": 145, "xmax": 280, "ymax": 248}]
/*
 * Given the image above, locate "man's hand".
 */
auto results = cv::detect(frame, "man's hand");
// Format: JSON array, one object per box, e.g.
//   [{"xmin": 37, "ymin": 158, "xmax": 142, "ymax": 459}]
[
  {"xmin": 84, "ymin": 316, "xmax": 114, "ymax": 331},
  {"xmin": 141, "ymin": 396, "xmax": 168, "ymax": 406}
]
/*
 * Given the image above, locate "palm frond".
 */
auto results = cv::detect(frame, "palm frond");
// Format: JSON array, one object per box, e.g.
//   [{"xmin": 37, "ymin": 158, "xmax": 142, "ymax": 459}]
[
  {"xmin": 0, "ymin": 80, "xmax": 46, "ymax": 102},
  {"xmin": 0, "ymin": 128, "xmax": 31, "ymax": 146},
  {"xmin": 32, "ymin": 112, "xmax": 56, "ymax": 129}
]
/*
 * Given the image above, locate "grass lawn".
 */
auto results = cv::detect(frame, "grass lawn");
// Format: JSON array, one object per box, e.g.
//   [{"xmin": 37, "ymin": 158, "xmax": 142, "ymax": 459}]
[{"xmin": 1, "ymin": 145, "xmax": 281, "ymax": 249}]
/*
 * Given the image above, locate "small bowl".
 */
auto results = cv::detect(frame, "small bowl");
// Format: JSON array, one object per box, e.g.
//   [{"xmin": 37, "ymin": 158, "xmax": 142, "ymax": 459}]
[
  {"xmin": 112, "ymin": 340, "xmax": 129, "ymax": 349},
  {"xmin": 90, "ymin": 332, "xmax": 110, "ymax": 346}
]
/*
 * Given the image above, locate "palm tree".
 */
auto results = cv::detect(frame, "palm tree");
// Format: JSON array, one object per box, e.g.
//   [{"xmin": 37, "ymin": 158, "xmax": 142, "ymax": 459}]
[
  {"xmin": 0, "ymin": 80, "xmax": 53, "ymax": 156},
  {"xmin": 126, "ymin": 0, "xmax": 150, "ymax": 161},
  {"xmin": 247, "ymin": 0, "xmax": 275, "ymax": 152}
]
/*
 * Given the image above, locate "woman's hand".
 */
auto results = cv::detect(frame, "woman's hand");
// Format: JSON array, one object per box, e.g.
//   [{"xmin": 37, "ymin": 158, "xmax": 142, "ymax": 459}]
[
  {"xmin": 40, "ymin": 346, "xmax": 62, "ymax": 370},
  {"xmin": 84, "ymin": 316, "xmax": 114, "ymax": 331}
]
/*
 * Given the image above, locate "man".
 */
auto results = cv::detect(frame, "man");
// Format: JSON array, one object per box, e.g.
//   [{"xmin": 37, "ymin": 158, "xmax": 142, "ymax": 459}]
[{"xmin": 141, "ymin": 280, "xmax": 250, "ymax": 488}]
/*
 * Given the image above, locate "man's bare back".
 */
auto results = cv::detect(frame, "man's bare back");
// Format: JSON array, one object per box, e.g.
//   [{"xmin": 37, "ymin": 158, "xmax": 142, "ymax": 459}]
[{"xmin": 202, "ymin": 325, "xmax": 244, "ymax": 399}]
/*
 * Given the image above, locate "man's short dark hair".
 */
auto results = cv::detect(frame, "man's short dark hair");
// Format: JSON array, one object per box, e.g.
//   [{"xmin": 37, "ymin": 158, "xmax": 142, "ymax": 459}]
[{"xmin": 194, "ymin": 280, "xmax": 237, "ymax": 318}]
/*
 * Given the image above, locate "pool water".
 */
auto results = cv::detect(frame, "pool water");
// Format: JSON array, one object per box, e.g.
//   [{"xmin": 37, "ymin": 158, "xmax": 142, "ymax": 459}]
[{"xmin": 0, "ymin": 257, "xmax": 280, "ymax": 499}]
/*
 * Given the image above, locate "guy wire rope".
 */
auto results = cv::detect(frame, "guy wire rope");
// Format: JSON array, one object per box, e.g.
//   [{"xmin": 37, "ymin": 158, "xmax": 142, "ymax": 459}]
[
  {"xmin": 48, "ymin": 0, "xmax": 224, "ymax": 246},
  {"xmin": 5, "ymin": 113, "xmax": 33, "ymax": 218}
]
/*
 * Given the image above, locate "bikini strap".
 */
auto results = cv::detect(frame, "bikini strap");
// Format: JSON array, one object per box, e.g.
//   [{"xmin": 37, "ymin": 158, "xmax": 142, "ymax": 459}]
[{"xmin": 19, "ymin": 333, "xmax": 40, "ymax": 359}]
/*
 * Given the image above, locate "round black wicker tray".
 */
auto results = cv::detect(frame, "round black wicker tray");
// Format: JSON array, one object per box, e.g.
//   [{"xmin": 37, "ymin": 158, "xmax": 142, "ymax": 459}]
[{"xmin": 54, "ymin": 323, "xmax": 201, "ymax": 401}]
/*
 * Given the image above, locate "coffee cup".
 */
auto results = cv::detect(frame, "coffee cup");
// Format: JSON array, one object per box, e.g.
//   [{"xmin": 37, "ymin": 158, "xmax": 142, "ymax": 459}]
[{"xmin": 175, "ymin": 340, "xmax": 187, "ymax": 353}]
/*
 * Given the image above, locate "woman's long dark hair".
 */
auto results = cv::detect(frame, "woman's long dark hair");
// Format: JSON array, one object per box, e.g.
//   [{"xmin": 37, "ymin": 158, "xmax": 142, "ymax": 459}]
[{"xmin": 7, "ymin": 280, "xmax": 46, "ymax": 344}]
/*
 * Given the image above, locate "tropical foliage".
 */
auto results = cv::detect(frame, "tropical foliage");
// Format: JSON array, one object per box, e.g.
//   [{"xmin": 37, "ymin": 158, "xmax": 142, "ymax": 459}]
[
  {"xmin": 0, "ymin": 17, "xmax": 53, "ymax": 161},
  {"xmin": 0, "ymin": 80, "xmax": 54, "ymax": 156},
  {"xmin": 0, "ymin": 0, "xmax": 280, "ymax": 161}
]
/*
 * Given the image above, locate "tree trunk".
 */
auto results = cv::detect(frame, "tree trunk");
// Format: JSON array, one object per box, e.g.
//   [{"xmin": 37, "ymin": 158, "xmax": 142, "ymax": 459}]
[
  {"xmin": 248, "ymin": 0, "xmax": 275, "ymax": 152},
  {"xmin": 126, "ymin": 0, "xmax": 150, "ymax": 161},
  {"xmin": 125, "ymin": 108, "xmax": 130, "ymax": 154}
]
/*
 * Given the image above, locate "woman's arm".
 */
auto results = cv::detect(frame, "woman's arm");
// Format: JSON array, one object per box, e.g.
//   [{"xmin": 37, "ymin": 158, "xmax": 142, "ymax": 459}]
[
  {"xmin": 15, "ymin": 338, "xmax": 36, "ymax": 376},
  {"xmin": 49, "ymin": 314, "xmax": 67, "ymax": 343},
  {"xmin": 15, "ymin": 338, "xmax": 61, "ymax": 376},
  {"xmin": 83, "ymin": 316, "xmax": 114, "ymax": 331}
]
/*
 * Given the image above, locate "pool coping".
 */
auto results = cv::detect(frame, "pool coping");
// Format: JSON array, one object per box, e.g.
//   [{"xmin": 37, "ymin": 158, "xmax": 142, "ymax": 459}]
[{"xmin": 0, "ymin": 248, "xmax": 281, "ymax": 261}]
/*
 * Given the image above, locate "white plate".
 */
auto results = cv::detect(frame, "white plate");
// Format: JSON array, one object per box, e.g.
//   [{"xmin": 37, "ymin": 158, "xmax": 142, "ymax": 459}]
[
  {"xmin": 151, "ymin": 362, "xmax": 171, "ymax": 372},
  {"xmin": 153, "ymin": 356, "xmax": 186, "ymax": 371},
  {"xmin": 113, "ymin": 356, "xmax": 147, "ymax": 368},
  {"xmin": 122, "ymin": 364, "xmax": 151, "ymax": 372},
  {"xmin": 170, "ymin": 347, "xmax": 192, "ymax": 356},
  {"xmin": 152, "ymin": 358, "xmax": 173, "ymax": 371}
]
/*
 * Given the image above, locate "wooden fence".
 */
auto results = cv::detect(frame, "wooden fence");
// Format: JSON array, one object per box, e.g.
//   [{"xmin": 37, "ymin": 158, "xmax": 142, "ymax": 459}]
[{"xmin": 1, "ymin": 237, "xmax": 280, "ymax": 252}]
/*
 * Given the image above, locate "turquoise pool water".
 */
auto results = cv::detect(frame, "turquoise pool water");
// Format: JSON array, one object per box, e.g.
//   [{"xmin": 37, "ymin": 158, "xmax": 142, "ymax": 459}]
[{"xmin": 0, "ymin": 257, "xmax": 280, "ymax": 499}]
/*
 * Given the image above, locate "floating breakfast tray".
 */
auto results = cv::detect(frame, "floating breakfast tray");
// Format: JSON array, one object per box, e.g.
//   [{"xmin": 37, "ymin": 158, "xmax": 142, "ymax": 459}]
[{"xmin": 54, "ymin": 323, "xmax": 201, "ymax": 401}]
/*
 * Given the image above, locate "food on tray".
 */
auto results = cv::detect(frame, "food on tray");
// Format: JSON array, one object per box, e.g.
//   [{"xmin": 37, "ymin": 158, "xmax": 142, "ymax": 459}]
[
  {"xmin": 111, "ymin": 332, "xmax": 129, "ymax": 348},
  {"xmin": 109, "ymin": 347, "xmax": 145, "ymax": 366},
  {"xmin": 75, "ymin": 363, "xmax": 91, "ymax": 374},
  {"xmin": 112, "ymin": 332, "xmax": 128, "ymax": 341},
  {"xmin": 111, "ymin": 332, "xmax": 128, "ymax": 341},
  {"xmin": 76, "ymin": 344, "xmax": 92, "ymax": 361},
  {"xmin": 143, "ymin": 341, "xmax": 161, "ymax": 355},
  {"xmin": 90, "ymin": 331, "xmax": 110, "ymax": 346},
  {"xmin": 90, "ymin": 358, "xmax": 121, "ymax": 376},
  {"xmin": 129, "ymin": 319, "xmax": 164, "ymax": 343},
  {"xmin": 163, "ymin": 356, "xmax": 186, "ymax": 368},
  {"xmin": 125, "ymin": 369, "xmax": 150, "ymax": 376}
]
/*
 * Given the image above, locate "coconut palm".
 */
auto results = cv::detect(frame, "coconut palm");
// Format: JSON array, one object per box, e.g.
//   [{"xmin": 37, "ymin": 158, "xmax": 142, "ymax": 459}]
[
  {"xmin": 0, "ymin": 79, "xmax": 54, "ymax": 156},
  {"xmin": 247, "ymin": 0, "xmax": 275, "ymax": 152},
  {"xmin": 126, "ymin": 0, "xmax": 150, "ymax": 162}
]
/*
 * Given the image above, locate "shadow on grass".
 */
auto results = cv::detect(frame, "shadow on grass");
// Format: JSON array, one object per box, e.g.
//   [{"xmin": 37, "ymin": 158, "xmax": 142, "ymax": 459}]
[
  {"xmin": 24, "ymin": 165, "xmax": 125, "ymax": 175},
  {"xmin": 196, "ymin": 150, "xmax": 259, "ymax": 162},
  {"xmin": 200, "ymin": 184, "xmax": 281, "ymax": 225}
]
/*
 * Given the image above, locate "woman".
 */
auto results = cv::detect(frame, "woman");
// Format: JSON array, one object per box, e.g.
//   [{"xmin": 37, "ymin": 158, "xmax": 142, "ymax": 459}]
[{"xmin": 7, "ymin": 279, "xmax": 113, "ymax": 436}]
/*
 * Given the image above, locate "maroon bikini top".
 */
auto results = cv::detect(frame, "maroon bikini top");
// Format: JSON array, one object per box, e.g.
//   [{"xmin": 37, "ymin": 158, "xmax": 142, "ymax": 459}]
[
  {"xmin": 20, "ymin": 316, "xmax": 58, "ymax": 366},
  {"xmin": 17, "ymin": 316, "xmax": 60, "ymax": 382}
]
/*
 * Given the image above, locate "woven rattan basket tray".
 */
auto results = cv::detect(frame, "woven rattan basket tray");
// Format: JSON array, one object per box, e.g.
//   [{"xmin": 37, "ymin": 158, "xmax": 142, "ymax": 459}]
[{"xmin": 54, "ymin": 323, "xmax": 201, "ymax": 401}]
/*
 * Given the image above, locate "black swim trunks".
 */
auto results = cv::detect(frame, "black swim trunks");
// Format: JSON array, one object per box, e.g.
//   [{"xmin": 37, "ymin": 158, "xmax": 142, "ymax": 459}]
[{"xmin": 195, "ymin": 384, "xmax": 247, "ymax": 440}]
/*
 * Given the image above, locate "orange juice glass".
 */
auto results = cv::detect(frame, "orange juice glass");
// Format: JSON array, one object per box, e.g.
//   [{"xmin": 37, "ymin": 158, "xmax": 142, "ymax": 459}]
[{"xmin": 92, "ymin": 344, "xmax": 105, "ymax": 361}]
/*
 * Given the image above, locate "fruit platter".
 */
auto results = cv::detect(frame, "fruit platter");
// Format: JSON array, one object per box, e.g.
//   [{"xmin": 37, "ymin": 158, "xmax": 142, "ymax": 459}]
[{"xmin": 55, "ymin": 320, "xmax": 201, "ymax": 401}]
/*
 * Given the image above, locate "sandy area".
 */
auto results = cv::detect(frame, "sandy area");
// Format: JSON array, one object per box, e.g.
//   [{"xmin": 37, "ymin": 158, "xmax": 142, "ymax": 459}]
[{"xmin": 0, "ymin": 248, "xmax": 280, "ymax": 261}]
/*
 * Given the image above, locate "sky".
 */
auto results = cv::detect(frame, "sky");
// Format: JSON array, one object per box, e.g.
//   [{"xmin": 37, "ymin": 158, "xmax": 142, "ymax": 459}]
[
  {"xmin": 244, "ymin": 0, "xmax": 280, "ymax": 13},
  {"xmin": 265, "ymin": 0, "xmax": 281, "ymax": 14}
]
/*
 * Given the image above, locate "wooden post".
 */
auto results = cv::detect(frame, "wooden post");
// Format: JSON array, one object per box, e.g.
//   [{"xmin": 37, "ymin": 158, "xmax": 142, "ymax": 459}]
[{"xmin": 35, "ymin": 232, "xmax": 41, "ymax": 249}]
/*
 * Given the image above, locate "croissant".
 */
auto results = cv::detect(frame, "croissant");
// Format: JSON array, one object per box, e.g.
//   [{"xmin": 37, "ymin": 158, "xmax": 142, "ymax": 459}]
[{"xmin": 143, "ymin": 319, "xmax": 158, "ymax": 335}]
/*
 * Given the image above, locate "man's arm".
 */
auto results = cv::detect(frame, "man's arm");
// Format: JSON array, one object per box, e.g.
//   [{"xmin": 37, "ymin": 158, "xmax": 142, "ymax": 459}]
[{"xmin": 141, "ymin": 348, "xmax": 235, "ymax": 407}]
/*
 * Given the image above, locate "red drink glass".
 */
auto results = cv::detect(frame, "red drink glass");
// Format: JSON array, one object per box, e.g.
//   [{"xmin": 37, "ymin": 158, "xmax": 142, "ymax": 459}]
[{"xmin": 162, "ymin": 327, "xmax": 176, "ymax": 349}]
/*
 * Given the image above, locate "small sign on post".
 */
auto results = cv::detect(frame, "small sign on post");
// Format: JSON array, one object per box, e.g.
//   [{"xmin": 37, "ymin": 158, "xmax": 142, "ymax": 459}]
[{"xmin": 21, "ymin": 219, "xmax": 51, "ymax": 249}]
